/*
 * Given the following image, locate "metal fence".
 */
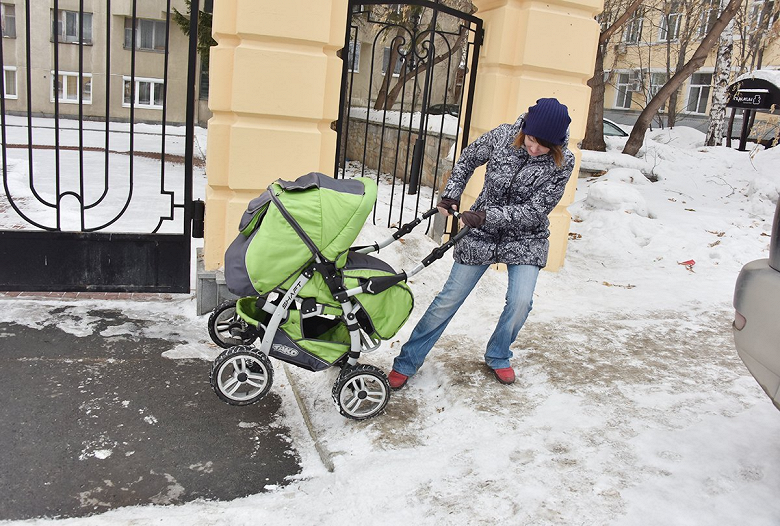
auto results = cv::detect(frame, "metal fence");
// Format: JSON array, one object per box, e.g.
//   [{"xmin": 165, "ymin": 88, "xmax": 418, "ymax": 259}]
[
  {"xmin": 335, "ymin": 0, "xmax": 483, "ymax": 234},
  {"xmin": 0, "ymin": 0, "xmax": 201, "ymax": 292}
]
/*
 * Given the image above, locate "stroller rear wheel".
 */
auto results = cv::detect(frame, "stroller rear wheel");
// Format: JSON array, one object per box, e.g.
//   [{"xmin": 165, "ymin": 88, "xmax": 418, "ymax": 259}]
[
  {"xmin": 332, "ymin": 364, "xmax": 390, "ymax": 420},
  {"xmin": 208, "ymin": 300, "xmax": 259, "ymax": 348},
  {"xmin": 211, "ymin": 346, "xmax": 273, "ymax": 406}
]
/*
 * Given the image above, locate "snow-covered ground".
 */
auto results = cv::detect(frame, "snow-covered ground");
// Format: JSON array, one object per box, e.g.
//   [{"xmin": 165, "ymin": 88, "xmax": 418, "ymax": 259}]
[
  {"xmin": 0, "ymin": 115, "xmax": 208, "ymax": 233},
  {"xmin": 3, "ymin": 125, "xmax": 780, "ymax": 525}
]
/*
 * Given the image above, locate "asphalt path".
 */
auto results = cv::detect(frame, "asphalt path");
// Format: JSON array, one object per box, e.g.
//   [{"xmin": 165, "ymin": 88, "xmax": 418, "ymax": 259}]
[{"xmin": 0, "ymin": 306, "xmax": 301, "ymax": 521}]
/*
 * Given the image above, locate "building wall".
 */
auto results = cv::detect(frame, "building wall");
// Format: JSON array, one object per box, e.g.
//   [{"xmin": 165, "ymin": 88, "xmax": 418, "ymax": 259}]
[
  {"xmin": 0, "ymin": 0, "xmax": 199, "ymax": 124},
  {"xmin": 602, "ymin": 0, "xmax": 780, "ymax": 127}
]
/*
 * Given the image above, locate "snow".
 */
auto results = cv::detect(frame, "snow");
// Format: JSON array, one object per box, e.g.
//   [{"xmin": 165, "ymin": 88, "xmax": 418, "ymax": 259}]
[
  {"xmin": 349, "ymin": 107, "xmax": 460, "ymax": 137},
  {"xmin": 734, "ymin": 68, "xmax": 780, "ymax": 88},
  {"xmin": 3, "ymin": 123, "xmax": 780, "ymax": 525}
]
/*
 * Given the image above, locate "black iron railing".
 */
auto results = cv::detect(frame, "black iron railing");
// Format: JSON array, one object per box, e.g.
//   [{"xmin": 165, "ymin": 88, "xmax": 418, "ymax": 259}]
[{"xmin": 335, "ymin": 0, "xmax": 482, "ymax": 234}]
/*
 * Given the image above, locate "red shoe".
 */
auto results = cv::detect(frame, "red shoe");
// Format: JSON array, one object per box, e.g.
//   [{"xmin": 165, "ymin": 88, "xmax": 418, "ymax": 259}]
[
  {"xmin": 492, "ymin": 367, "xmax": 515, "ymax": 385},
  {"xmin": 388, "ymin": 370, "xmax": 409, "ymax": 390}
]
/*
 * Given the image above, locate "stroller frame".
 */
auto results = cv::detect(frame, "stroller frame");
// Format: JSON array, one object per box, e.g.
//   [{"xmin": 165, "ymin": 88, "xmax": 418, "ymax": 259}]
[{"xmin": 209, "ymin": 191, "xmax": 470, "ymax": 420}]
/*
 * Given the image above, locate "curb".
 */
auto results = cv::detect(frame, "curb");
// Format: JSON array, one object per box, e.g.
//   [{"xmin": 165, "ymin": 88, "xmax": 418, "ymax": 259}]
[
  {"xmin": 0, "ymin": 291, "xmax": 191, "ymax": 301},
  {"xmin": 282, "ymin": 363, "xmax": 335, "ymax": 473}
]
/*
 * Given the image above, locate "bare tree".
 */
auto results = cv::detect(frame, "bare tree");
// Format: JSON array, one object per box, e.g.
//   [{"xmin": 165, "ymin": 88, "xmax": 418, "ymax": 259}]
[
  {"xmin": 581, "ymin": 0, "xmax": 646, "ymax": 152},
  {"xmin": 372, "ymin": 1, "xmax": 475, "ymax": 111},
  {"xmin": 622, "ymin": 0, "xmax": 742, "ymax": 156},
  {"xmin": 705, "ymin": 0, "xmax": 734, "ymax": 146},
  {"xmin": 657, "ymin": 0, "xmax": 714, "ymax": 127}
]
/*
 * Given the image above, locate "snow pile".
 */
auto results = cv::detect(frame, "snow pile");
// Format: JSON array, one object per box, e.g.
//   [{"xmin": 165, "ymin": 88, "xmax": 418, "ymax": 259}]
[
  {"xmin": 734, "ymin": 68, "xmax": 780, "ymax": 87},
  {"xmin": 580, "ymin": 168, "xmax": 652, "ymax": 217},
  {"xmin": 349, "ymin": 107, "xmax": 460, "ymax": 137}
]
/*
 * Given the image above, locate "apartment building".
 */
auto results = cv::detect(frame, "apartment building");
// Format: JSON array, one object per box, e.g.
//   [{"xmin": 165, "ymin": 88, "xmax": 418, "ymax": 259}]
[
  {"xmin": 0, "ymin": 0, "xmax": 209, "ymax": 124},
  {"xmin": 602, "ymin": 0, "xmax": 779, "ymax": 133}
]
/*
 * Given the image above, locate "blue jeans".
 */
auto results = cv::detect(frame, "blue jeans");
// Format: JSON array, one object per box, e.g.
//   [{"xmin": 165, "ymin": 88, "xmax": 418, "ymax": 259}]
[{"xmin": 392, "ymin": 262, "xmax": 540, "ymax": 376}]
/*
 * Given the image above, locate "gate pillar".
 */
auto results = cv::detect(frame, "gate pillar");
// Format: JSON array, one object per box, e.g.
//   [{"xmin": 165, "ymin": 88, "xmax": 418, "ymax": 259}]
[
  {"xmin": 467, "ymin": 0, "xmax": 602, "ymax": 271},
  {"xmin": 202, "ymin": 0, "xmax": 348, "ymax": 274}
]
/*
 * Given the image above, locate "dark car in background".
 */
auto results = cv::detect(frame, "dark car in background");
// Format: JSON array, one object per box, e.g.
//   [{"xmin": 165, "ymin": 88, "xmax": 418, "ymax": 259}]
[
  {"xmin": 733, "ymin": 198, "xmax": 780, "ymax": 410},
  {"xmin": 426, "ymin": 103, "xmax": 460, "ymax": 117}
]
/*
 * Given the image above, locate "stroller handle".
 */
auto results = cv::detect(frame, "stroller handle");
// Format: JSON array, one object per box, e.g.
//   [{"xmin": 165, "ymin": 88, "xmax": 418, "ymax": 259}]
[
  {"xmin": 346, "ymin": 206, "xmax": 471, "ymax": 293},
  {"xmin": 352, "ymin": 206, "xmax": 440, "ymax": 255},
  {"xmin": 350, "ymin": 220, "xmax": 468, "ymax": 294}
]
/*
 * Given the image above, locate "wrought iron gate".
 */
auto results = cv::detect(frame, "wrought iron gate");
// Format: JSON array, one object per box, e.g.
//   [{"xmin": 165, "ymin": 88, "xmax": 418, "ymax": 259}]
[
  {"xmin": 335, "ymin": 0, "xmax": 482, "ymax": 230},
  {"xmin": 0, "ymin": 0, "xmax": 202, "ymax": 292}
]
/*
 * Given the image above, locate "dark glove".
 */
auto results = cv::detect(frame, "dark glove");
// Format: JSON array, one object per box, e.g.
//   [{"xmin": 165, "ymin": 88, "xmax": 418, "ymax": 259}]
[
  {"xmin": 460, "ymin": 210, "xmax": 486, "ymax": 228},
  {"xmin": 437, "ymin": 197, "xmax": 459, "ymax": 215}
]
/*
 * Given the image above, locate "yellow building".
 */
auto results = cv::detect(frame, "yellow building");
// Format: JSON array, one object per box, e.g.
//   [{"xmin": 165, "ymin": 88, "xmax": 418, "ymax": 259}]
[
  {"xmin": 601, "ymin": 0, "xmax": 780, "ymax": 138},
  {"xmin": 0, "ymin": 0, "xmax": 211, "ymax": 125}
]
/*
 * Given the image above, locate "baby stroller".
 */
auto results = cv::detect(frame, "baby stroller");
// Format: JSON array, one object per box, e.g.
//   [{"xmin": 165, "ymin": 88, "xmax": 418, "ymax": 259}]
[{"xmin": 207, "ymin": 172, "xmax": 468, "ymax": 420}]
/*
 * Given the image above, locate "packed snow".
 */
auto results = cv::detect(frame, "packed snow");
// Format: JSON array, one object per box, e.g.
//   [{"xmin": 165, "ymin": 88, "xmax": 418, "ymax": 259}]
[{"xmin": 2, "ymin": 124, "xmax": 780, "ymax": 525}]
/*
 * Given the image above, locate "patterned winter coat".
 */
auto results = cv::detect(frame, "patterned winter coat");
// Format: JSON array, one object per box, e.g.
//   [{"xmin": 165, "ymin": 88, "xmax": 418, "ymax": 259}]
[{"xmin": 441, "ymin": 114, "xmax": 575, "ymax": 268}]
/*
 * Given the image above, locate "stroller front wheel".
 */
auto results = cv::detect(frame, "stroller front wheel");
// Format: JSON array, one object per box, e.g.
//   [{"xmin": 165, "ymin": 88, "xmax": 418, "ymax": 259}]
[
  {"xmin": 332, "ymin": 364, "xmax": 390, "ymax": 420},
  {"xmin": 211, "ymin": 346, "xmax": 274, "ymax": 406},
  {"xmin": 208, "ymin": 300, "xmax": 259, "ymax": 348}
]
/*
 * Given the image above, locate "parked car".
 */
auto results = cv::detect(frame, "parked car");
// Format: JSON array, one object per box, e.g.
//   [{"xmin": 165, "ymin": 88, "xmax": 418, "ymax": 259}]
[
  {"xmin": 733, "ymin": 198, "xmax": 780, "ymax": 410},
  {"xmin": 426, "ymin": 103, "xmax": 460, "ymax": 117},
  {"xmin": 603, "ymin": 118, "xmax": 629, "ymax": 137}
]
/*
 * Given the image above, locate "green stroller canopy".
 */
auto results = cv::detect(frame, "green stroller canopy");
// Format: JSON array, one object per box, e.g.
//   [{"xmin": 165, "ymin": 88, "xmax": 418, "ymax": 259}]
[{"xmin": 225, "ymin": 172, "xmax": 378, "ymax": 301}]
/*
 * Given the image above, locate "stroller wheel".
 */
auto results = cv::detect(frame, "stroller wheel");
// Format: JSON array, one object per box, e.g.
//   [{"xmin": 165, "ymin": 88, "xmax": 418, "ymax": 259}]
[
  {"xmin": 208, "ymin": 300, "xmax": 259, "ymax": 348},
  {"xmin": 331, "ymin": 364, "xmax": 390, "ymax": 420},
  {"xmin": 210, "ymin": 346, "xmax": 273, "ymax": 406}
]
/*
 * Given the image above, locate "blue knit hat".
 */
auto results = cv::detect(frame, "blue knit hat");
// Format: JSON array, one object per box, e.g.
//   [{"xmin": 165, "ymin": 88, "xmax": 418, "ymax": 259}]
[{"xmin": 521, "ymin": 98, "xmax": 571, "ymax": 145}]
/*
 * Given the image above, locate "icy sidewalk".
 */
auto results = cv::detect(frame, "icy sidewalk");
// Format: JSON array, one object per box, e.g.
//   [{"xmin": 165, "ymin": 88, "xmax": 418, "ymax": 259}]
[{"xmin": 0, "ymin": 294, "xmax": 304, "ymax": 521}]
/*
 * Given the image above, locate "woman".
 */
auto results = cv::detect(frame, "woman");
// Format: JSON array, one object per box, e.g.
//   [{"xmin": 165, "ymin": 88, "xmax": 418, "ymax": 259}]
[{"xmin": 388, "ymin": 98, "xmax": 575, "ymax": 388}]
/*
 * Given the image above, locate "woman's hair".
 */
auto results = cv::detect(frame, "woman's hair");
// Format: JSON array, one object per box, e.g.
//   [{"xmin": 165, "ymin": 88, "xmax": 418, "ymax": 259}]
[{"xmin": 513, "ymin": 131, "xmax": 565, "ymax": 168}]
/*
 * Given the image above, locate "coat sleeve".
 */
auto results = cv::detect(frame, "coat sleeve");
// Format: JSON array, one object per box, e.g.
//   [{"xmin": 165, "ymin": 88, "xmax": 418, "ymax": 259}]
[
  {"xmin": 484, "ymin": 152, "xmax": 575, "ymax": 232},
  {"xmin": 440, "ymin": 125, "xmax": 507, "ymax": 200}
]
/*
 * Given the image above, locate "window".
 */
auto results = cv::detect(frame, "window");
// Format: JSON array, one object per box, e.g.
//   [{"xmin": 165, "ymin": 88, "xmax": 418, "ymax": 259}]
[
  {"xmin": 750, "ymin": 0, "xmax": 778, "ymax": 29},
  {"xmin": 124, "ymin": 18, "xmax": 167, "ymax": 52},
  {"xmin": 52, "ymin": 9, "xmax": 92, "ymax": 44},
  {"xmin": 615, "ymin": 72, "xmax": 634, "ymax": 109},
  {"xmin": 123, "ymin": 77, "xmax": 164, "ymax": 109},
  {"xmin": 659, "ymin": 1, "xmax": 682, "ymax": 42},
  {"xmin": 698, "ymin": 0, "xmax": 719, "ymax": 37},
  {"xmin": 199, "ymin": 55, "xmax": 209, "ymax": 99},
  {"xmin": 1, "ymin": 3, "xmax": 15, "ymax": 38},
  {"xmin": 3, "ymin": 66, "xmax": 16, "ymax": 98},
  {"xmin": 622, "ymin": 8, "xmax": 644, "ymax": 43},
  {"xmin": 51, "ymin": 71, "xmax": 92, "ymax": 104},
  {"xmin": 347, "ymin": 40, "xmax": 360, "ymax": 73},
  {"xmin": 382, "ymin": 47, "xmax": 403, "ymax": 77},
  {"xmin": 650, "ymin": 72, "xmax": 668, "ymax": 111},
  {"xmin": 650, "ymin": 72, "xmax": 667, "ymax": 98},
  {"xmin": 686, "ymin": 73, "xmax": 712, "ymax": 113}
]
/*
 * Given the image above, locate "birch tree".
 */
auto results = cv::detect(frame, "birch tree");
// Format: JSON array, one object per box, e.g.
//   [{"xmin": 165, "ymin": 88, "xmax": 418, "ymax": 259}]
[{"xmin": 705, "ymin": 0, "xmax": 734, "ymax": 146}]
